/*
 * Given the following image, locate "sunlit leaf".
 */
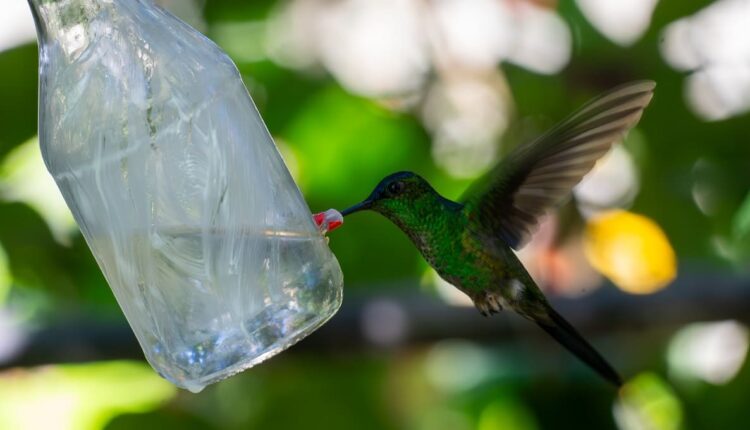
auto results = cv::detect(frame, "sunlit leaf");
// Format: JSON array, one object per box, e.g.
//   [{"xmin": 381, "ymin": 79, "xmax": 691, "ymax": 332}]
[
  {"xmin": 614, "ymin": 373, "xmax": 683, "ymax": 430},
  {"xmin": 0, "ymin": 136, "xmax": 76, "ymax": 245},
  {"xmin": 0, "ymin": 361, "xmax": 176, "ymax": 430}
]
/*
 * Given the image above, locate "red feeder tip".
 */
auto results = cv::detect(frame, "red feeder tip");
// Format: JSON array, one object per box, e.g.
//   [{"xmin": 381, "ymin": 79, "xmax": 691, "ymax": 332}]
[
  {"xmin": 313, "ymin": 212, "xmax": 326, "ymax": 227},
  {"xmin": 313, "ymin": 209, "xmax": 344, "ymax": 234}
]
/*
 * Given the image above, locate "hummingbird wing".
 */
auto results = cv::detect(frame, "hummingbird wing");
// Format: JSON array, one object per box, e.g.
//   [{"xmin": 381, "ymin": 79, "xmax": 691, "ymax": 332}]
[{"xmin": 463, "ymin": 80, "xmax": 655, "ymax": 249}]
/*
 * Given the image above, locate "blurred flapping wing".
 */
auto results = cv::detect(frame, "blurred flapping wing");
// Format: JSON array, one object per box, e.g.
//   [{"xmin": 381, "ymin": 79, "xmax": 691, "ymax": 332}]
[{"xmin": 464, "ymin": 81, "xmax": 655, "ymax": 250}]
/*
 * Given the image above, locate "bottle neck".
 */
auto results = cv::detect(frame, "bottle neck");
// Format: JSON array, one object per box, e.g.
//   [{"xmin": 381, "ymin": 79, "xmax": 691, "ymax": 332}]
[{"xmin": 28, "ymin": 0, "xmax": 102, "ymax": 42}]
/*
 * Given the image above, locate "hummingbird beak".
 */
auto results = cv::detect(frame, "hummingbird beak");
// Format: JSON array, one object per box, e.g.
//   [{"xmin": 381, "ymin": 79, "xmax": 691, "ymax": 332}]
[{"xmin": 341, "ymin": 199, "xmax": 373, "ymax": 217}]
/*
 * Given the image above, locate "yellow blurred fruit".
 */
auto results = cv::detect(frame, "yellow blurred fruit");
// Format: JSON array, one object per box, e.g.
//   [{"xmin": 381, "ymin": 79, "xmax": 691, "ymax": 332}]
[{"xmin": 584, "ymin": 210, "xmax": 677, "ymax": 294}]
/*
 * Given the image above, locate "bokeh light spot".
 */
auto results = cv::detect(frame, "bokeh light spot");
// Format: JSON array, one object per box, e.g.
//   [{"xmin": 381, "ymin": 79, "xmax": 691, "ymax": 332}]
[
  {"xmin": 576, "ymin": 0, "xmax": 659, "ymax": 46},
  {"xmin": 668, "ymin": 320, "xmax": 749, "ymax": 385},
  {"xmin": 316, "ymin": 0, "xmax": 429, "ymax": 97},
  {"xmin": 515, "ymin": 216, "xmax": 603, "ymax": 297},
  {"xmin": 361, "ymin": 299, "xmax": 409, "ymax": 346},
  {"xmin": 0, "ymin": 361, "xmax": 176, "ymax": 430},
  {"xmin": 661, "ymin": 0, "xmax": 750, "ymax": 120},
  {"xmin": 425, "ymin": 340, "xmax": 493, "ymax": 393},
  {"xmin": 506, "ymin": 2, "xmax": 571, "ymax": 75},
  {"xmin": 430, "ymin": 0, "xmax": 514, "ymax": 71},
  {"xmin": 614, "ymin": 373, "xmax": 683, "ymax": 430},
  {"xmin": 0, "ymin": 0, "xmax": 36, "ymax": 53},
  {"xmin": 422, "ymin": 77, "xmax": 508, "ymax": 178},
  {"xmin": 584, "ymin": 211, "xmax": 677, "ymax": 294},
  {"xmin": 575, "ymin": 145, "xmax": 640, "ymax": 218}
]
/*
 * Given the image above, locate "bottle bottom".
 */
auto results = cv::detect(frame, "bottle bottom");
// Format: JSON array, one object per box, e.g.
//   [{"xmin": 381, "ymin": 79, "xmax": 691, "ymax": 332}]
[{"xmin": 150, "ymin": 300, "xmax": 340, "ymax": 393}]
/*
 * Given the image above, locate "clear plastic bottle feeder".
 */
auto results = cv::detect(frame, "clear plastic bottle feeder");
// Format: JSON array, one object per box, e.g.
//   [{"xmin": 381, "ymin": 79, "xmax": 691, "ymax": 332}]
[{"xmin": 27, "ymin": 0, "xmax": 343, "ymax": 392}]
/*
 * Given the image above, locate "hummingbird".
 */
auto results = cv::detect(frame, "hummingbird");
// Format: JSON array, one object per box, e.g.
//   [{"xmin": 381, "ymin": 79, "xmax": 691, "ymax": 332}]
[{"xmin": 340, "ymin": 81, "xmax": 656, "ymax": 387}]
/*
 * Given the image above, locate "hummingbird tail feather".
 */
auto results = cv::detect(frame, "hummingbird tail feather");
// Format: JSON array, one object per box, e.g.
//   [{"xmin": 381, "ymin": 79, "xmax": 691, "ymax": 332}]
[{"xmin": 535, "ymin": 305, "xmax": 623, "ymax": 388}]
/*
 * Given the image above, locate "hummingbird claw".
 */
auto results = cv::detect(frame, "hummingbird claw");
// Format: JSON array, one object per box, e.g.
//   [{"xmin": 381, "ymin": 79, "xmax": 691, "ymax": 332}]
[
  {"xmin": 486, "ymin": 294, "xmax": 503, "ymax": 313},
  {"xmin": 477, "ymin": 301, "xmax": 490, "ymax": 317},
  {"xmin": 476, "ymin": 292, "xmax": 504, "ymax": 316}
]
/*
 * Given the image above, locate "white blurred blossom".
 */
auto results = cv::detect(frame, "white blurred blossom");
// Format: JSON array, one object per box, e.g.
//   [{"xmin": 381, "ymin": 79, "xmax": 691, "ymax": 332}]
[
  {"xmin": 575, "ymin": 145, "xmax": 640, "ymax": 218},
  {"xmin": 506, "ymin": 1, "xmax": 571, "ymax": 74},
  {"xmin": 668, "ymin": 320, "xmax": 749, "ymax": 385},
  {"xmin": 266, "ymin": 0, "xmax": 573, "ymax": 177},
  {"xmin": 429, "ymin": 0, "xmax": 515, "ymax": 71},
  {"xmin": 0, "ymin": 1, "xmax": 36, "ymax": 52},
  {"xmin": 661, "ymin": 0, "xmax": 750, "ymax": 120},
  {"xmin": 576, "ymin": 0, "xmax": 659, "ymax": 46},
  {"xmin": 422, "ymin": 76, "xmax": 510, "ymax": 177}
]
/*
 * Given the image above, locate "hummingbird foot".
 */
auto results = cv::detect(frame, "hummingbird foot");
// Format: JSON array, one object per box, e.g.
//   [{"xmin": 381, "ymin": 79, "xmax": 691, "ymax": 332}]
[{"xmin": 474, "ymin": 291, "xmax": 504, "ymax": 317}]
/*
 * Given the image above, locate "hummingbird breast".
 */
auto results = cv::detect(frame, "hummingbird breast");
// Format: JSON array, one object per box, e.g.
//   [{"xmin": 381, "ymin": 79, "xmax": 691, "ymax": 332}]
[
  {"xmin": 405, "ymin": 212, "xmax": 505, "ymax": 295},
  {"xmin": 385, "ymin": 199, "xmax": 518, "ymax": 305}
]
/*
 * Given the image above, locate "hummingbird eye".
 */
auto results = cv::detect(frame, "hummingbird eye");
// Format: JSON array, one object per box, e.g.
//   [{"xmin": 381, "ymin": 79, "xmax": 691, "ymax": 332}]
[{"xmin": 387, "ymin": 181, "xmax": 405, "ymax": 196}]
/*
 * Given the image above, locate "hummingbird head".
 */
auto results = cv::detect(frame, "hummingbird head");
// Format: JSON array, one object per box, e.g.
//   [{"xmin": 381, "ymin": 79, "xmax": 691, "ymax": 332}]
[{"xmin": 341, "ymin": 172, "xmax": 452, "ymax": 225}]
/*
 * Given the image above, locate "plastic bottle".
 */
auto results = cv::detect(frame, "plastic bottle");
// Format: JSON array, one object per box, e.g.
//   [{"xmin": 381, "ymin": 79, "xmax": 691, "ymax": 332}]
[{"xmin": 28, "ymin": 0, "xmax": 343, "ymax": 392}]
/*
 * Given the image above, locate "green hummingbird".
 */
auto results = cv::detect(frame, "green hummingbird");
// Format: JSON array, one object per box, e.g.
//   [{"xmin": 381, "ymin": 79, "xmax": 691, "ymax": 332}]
[{"xmin": 340, "ymin": 81, "xmax": 656, "ymax": 387}]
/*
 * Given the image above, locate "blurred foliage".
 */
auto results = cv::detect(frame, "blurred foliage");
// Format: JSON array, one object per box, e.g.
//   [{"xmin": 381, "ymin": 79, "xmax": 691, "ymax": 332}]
[
  {"xmin": 1, "ymin": 0, "xmax": 750, "ymax": 429},
  {"xmin": 615, "ymin": 373, "xmax": 683, "ymax": 430},
  {"xmin": 0, "ymin": 361, "xmax": 175, "ymax": 430}
]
